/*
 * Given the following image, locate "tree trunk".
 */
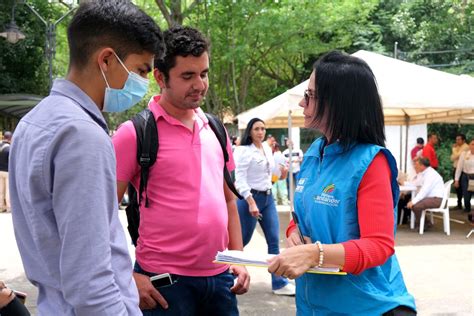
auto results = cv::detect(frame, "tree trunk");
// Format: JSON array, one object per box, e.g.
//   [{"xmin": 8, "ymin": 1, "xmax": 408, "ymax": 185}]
[{"xmin": 155, "ymin": 0, "xmax": 200, "ymax": 27}]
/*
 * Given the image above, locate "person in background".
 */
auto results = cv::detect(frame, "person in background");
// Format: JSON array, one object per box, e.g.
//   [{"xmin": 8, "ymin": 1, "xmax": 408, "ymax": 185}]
[
  {"xmin": 234, "ymin": 118, "xmax": 295, "ymax": 296},
  {"xmin": 407, "ymin": 157, "xmax": 444, "ymax": 228},
  {"xmin": 454, "ymin": 138, "xmax": 474, "ymax": 223},
  {"xmin": 231, "ymin": 135, "xmax": 240, "ymax": 152},
  {"xmin": 9, "ymin": 1, "xmax": 163, "ymax": 314},
  {"xmin": 271, "ymin": 142, "xmax": 289, "ymax": 206},
  {"xmin": 268, "ymin": 51, "xmax": 416, "ymax": 315},
  {"xmin": 0, "ymin": 131, "xmax": 11, "ymax": 213},
  {"xmin": 0, "ymin": 281, "xmax": 30, "ymax": 316},
  {"xmin": 451, "ymin": 133, "xmax": 469, "ymax": 210},
  {"xmin": 396, "ymin": 169, "xmax": 411, "ymax": 225},
  {"xmin": 410, "ymin": 137, "xmax": 424, "ymax": 161},
  {"xmin": 266, "ymin": 134, "xmax": 276, "ymax": 149},
  {"xmin": 282, "ymin": 138, "xmax": 304, "ymax": 201},
  {"xmin": 422, "ymin": 133, "xmax": 439, "ymax": 169}
]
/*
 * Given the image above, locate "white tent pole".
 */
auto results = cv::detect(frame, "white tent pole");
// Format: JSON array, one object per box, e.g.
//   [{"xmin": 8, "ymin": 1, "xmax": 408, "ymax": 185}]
[
  {"xmin": 394, "ymin": 42, "xmax": 405, "ymax": 172},
  {"xmin": 288, "ymin": 109, "xmax": 294, "ymax": 211},
  {"xmin": 404, "ymin": 117, "xmax": 410, "ymax": 173},
  {"xmin": 399, "ymin": 125, "xmax": 403, "ymax": 171}
]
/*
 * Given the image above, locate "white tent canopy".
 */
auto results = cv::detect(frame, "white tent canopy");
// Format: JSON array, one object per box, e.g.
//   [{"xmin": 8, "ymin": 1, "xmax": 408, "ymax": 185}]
[{"xmin": 237, "ymin": 50, "xmax": 474, "ymax": 129}]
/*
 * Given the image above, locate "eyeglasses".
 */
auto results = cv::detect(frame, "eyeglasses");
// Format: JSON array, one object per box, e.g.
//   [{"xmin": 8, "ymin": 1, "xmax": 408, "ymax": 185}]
[{"xmin": 303, "ymin": 89, "xmax": 316, "ymax": 105}]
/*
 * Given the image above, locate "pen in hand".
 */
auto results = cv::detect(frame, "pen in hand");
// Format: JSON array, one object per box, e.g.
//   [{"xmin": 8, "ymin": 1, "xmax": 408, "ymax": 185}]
[{"xmin": 291, "ymin": 211, "xmax": 306, "ymax": 244}]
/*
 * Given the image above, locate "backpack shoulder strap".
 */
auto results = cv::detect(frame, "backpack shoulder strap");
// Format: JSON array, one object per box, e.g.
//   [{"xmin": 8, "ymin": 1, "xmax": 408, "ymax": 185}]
[
  {"xmin": 205, "ymin": 113, "xmax": 243, "ymax": 199},
  {"xmin": 131, "ymin": 108, "xmax": 159, "ymax": 207}
]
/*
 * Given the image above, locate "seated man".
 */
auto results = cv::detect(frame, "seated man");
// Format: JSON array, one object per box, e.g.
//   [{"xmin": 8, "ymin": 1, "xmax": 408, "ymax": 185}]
[
  {"xmin": 397, "ymin": 169, "xmax": 422, "ymax": 225},
  {"xmin": 407, "ymin": 157, "xmax": 444, "ymax": 227}
]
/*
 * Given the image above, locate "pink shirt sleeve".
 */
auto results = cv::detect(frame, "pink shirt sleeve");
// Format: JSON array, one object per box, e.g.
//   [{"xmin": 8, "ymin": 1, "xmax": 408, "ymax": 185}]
[{"xmin": 112, "ymin": 121, "xmax": 139, "ymax": 183}]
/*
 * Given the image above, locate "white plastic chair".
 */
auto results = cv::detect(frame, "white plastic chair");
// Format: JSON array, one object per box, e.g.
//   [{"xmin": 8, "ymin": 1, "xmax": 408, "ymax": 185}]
[
  {"xmin": 467, "ymin": 229, "xmax": 474, "ymax": 238},
  {"xmin": 419, "ymin": 180, "xmax": 454, "ymax": 235}
]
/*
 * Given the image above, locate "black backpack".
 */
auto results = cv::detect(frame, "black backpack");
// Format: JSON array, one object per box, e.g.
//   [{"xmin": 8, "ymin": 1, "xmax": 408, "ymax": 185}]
[{"xmin": 125, "ymin": 108, "xmax": 242, "ymax": 246}]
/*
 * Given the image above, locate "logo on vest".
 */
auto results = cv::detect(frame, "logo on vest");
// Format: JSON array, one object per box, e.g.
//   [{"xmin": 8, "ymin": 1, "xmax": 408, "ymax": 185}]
[
  {"xmin": 295, "ymin": 178, "xmax": 306, "ymax": 193},
  {"xmin": 314, "ymin": 184, "xmax": 340, "ymax": 207}
]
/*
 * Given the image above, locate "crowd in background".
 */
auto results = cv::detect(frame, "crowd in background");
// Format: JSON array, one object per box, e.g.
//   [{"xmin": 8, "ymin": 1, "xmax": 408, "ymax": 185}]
[{"xmin": 399, "ymin": 133, "xmax": 474, "ymax": 226}]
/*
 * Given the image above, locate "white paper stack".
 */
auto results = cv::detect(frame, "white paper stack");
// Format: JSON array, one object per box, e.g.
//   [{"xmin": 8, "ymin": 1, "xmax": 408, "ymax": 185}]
[{"xmin": 215, "ymin": 250, "xmax": 343, "ymax": 274}]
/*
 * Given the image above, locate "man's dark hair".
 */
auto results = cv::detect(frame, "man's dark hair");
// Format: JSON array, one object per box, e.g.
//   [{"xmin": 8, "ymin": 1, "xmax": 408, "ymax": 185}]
[
  {"xmin": 428, "ymin": 133, "xmax": 437, "ymax": 139},
  {"xmin": 415, "ymin": 157, "xmax": 431, "ymax": 168},
  {"xmin": 155, "ymin": 25, "xmax": 209, "ymax": 82},
  {"xmin": 67, "ymin": 0, "xmax": 164, "ymax": 68},
  {"xmin": 231, "ymin": 135, "xmax": 238, "ymax": 146},
  {"xmin": 416, "ymin": 137, "xmax": 424, "ymax": 145},
  {"xmin": 241, "ymin": 118, "xmax": 264, "ymax": 146},
  {"xmin": 3, "ymin": 131, "xmax": 12, "ymax": 140},
  {"xmin": 311, "ymin": 51, "xmax": 385, "ymax": 148},
  {"xmin": 456, "ymin": 133, "xmax": 466, "ymax": 142}
]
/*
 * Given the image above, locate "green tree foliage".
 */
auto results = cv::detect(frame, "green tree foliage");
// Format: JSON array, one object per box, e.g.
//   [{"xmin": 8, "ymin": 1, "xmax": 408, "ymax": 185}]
[
  {"xmin": 0, "ymin": 0, "xmax": 66, "ymax": 95},
  {"xmin": 389, "ymin": 0, "xmax": 474, "ymax": 71},
  {"xmin": 1, "ymin": 0, "xmax": 472, "ymax": 136},
  {"xmin": 179, "ymin": 0, "xmax": 380, "ymax": 116}
]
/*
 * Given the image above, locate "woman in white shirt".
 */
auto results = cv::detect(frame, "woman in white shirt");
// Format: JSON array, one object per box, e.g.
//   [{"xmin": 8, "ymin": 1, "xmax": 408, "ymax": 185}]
[
  {"xmin": 454, "ymin": 138, "xmax": 474, "ymax": 223},
  {"xmin": 234, "ymin": 118, "xmax": 295, "ymax": 296}
]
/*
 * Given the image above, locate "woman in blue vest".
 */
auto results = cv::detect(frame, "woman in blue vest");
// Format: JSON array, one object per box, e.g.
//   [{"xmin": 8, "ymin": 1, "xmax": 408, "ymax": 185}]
[{"xmin": 268, "ymin": 51, "xmax": 416, "ymax": 315}]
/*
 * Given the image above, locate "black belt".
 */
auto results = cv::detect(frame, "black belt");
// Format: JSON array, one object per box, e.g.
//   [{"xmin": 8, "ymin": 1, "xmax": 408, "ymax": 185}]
[{"xmin": 251, "ymin": 189, "xmax": 272, "ymax": 195}]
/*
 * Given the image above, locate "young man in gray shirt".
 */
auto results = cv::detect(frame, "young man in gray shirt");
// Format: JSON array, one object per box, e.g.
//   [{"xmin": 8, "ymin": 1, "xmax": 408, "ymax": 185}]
[{"xmin": 9, "ymin": 1, "xmax": 163, "ymax": 315}]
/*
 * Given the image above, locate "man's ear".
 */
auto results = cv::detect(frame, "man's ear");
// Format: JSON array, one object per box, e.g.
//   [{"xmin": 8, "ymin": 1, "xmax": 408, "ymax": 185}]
[
  {"xmin": 96, "ymin": 48, "xmax": 115, "ymax": 72},
  {"xmin": 153, "ymin": 68, "xmax": 166, "ymax": 89}
]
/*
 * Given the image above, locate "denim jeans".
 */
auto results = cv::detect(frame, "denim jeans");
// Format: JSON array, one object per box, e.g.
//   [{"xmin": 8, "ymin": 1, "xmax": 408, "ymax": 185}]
[
  {"xmin": 237, "ymin": 191, "xmax": 288, "ymax": 290},
  {"xmin": 134, "ymin": 262, "xmax": 238, "ymax": 316},
  {"xmin": 461, "ymin": 173, "xmax": 472, "ymax": 212}
]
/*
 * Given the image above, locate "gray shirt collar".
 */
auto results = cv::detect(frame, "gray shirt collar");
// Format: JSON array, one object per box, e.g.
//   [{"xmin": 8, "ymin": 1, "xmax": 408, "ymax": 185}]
[{"xmin": 50, "ymin": 79, "xmax": 109, "ymax": 133}]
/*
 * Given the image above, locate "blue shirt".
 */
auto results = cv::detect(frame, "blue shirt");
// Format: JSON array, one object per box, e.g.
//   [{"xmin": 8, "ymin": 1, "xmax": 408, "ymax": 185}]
[{"xmin": 9, "ymin": 79, "xmax": 141, "ymax": 316}]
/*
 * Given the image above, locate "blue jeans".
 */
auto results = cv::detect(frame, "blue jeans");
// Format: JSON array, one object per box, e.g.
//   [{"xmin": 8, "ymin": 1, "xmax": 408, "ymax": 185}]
[
  {"xmin": 134, "ymin": 262, "xmax": 238, "ymax": 316},
  {"xmin": 237, "ymin": 191, "xmax": 288, "ymax": 290},
  {"xmin": 461, "ymin": 173, "xmax": 472, "ymax": 212}
]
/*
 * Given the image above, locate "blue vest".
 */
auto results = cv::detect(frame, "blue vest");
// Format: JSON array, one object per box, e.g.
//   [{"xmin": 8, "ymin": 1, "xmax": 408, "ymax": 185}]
[{"xmin": 294, "ymin": 138, "xmax": 416, "ymax": 316}]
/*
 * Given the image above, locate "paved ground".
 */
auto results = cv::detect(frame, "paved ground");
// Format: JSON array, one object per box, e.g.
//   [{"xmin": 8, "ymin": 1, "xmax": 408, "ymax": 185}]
[{"xmin": 1, "ymin": 198, "xmax": 473, "ymax": 315}]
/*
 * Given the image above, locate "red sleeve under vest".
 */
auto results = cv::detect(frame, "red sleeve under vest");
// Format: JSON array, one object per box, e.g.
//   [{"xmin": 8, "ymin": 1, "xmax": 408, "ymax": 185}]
[{"xmin": 286, "ymin": 152, "xmax": 395, "ymax": 274}]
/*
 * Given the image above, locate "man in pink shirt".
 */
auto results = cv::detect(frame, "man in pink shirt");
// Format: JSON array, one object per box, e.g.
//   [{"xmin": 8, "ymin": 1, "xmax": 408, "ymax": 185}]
[
  {"xmin": 410, "ymin": 137, "xmax": 424, "ymax": 161},
  {"xmin": 113, "ymin": 26, "xmax": 249, "ymax": 315}
]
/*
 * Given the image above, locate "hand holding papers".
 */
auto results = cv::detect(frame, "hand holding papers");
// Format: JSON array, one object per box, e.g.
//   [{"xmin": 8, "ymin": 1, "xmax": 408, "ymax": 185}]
[{"xmin": 215, "ymin": 250, "xmax": 346, "ymax": 275}]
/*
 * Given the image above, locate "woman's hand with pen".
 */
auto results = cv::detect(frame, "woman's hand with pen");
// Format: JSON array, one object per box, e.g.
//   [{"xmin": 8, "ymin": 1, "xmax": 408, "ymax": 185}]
[{"xmin": 287, "ymin": 230, "xmax": 311, "ymax": 247}]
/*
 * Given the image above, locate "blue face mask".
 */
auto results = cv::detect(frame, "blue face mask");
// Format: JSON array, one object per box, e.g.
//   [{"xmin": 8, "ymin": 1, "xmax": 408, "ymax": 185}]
[{"xmin": 100, "ymin": 52, "xmax": 149, "ymax": 112}]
